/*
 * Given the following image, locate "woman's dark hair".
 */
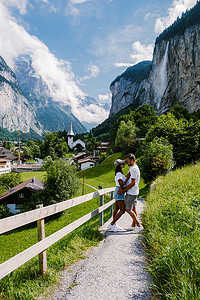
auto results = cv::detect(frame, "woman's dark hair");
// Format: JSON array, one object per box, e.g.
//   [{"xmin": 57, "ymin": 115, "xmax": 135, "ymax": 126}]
[{"xmin": 115, "ymin": 164, "xmax": 124, "ymax": 175}]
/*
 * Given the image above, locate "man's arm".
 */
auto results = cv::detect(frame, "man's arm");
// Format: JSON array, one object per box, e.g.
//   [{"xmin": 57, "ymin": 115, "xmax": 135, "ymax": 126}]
[{"xmin": 117, "ymin": 178, "xmax": 136, "ymax": 194}]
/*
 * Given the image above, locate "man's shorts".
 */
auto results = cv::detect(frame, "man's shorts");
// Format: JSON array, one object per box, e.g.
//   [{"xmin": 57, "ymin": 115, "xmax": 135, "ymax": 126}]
[{"xmin": 125, "ymin": 194, "xmax": 137, "ymax": 210}]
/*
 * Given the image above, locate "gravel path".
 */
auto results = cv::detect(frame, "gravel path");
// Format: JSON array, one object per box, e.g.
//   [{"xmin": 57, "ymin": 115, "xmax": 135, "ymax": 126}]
[{"xmin": 46, "ymin": 199, "xmax": 152, "ymax": 300}]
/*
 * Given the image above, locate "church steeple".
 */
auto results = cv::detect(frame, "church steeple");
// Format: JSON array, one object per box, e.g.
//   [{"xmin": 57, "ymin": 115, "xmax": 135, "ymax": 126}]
[
  {"xmin": 68, "ymin": 121, "xmax": 74, "ymax": 137},
  {"xmin": 68, "ymin": 121, "xmax": 74, "ymax": 149}
]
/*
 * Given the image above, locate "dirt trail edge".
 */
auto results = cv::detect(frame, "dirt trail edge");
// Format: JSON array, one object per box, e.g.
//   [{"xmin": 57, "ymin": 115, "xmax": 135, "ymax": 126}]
[{"xmin": 45, "ymin": 199, "xmax": 152, "ymax": 300}]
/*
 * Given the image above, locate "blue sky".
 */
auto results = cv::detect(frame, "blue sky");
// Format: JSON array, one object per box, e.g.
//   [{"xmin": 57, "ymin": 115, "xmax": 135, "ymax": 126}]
[{"xmin": 0, "ymin": 0, "xmax": 197, "ymax": 124}]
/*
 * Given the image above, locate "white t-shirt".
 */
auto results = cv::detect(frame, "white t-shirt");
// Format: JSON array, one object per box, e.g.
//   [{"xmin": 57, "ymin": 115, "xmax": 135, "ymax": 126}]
[
  {"xmin": 126, "ymin": 164, "xmax": 140, "ymax": 195},
  {"xmin": 115, "ymin": 172, "xmax": 126, "ymax": 187}
]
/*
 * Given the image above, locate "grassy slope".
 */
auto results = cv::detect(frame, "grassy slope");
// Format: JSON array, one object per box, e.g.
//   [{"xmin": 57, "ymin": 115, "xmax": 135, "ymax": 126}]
[{"xmin": 143, "ymin": 162, "xmax": 200, "ymax": 299}]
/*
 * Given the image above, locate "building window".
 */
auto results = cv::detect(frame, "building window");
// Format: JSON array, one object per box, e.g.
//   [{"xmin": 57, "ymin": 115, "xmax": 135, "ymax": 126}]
[{"xmin": 19, "ymin": 193, "xmax": 24, "ymax": 198}]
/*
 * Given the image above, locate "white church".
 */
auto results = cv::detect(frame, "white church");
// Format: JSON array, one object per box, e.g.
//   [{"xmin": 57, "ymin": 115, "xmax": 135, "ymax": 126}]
[{"xmin": 67, "ymin": 122, "xmax": 86, "ymax": 151}]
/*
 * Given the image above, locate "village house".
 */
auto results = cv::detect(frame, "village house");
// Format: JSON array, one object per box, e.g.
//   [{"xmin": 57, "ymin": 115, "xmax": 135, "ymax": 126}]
[
  {"xmin": 0, "ymin": 177, "xmax": 44, "ymax": 214},
  {"xmin": 0, "ymin": 147, "xmax": 17, "ymax": 163},
  {"xmin": 0, "ymin": 158, "xmax": 11, "ymax": 175},
  {"xmin": 77, "ymin": 155, "xmax": 99, "ymax": 171}
]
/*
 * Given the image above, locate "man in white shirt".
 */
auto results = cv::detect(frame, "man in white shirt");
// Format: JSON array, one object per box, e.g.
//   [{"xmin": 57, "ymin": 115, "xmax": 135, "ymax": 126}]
[{"xmin": 118, "ymin": 153, "xmax": 143, "ymax": 233}]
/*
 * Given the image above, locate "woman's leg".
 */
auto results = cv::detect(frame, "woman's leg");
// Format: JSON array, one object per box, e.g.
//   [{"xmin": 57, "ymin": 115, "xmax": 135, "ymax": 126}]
[
  {"xmin": 111, "ymin": 200, "xmax": 125, "ymax": 225},
  {"xmin": 113, "ymin": 201, "xmax": 119, "ymax": 219}
]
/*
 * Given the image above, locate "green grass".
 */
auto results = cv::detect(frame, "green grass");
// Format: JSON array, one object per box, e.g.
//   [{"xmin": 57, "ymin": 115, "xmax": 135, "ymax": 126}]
[
  {"xmin": 20, "ymin": 171, "xmax": 46, "ymax": 182},
  {"xmin": 143, "ymin": 161, "xmax": 200, "ymax": 300}
]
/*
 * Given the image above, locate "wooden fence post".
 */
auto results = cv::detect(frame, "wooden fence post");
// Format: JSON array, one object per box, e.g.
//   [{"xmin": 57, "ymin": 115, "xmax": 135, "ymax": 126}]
[
  {"xmin": 99, "ymin": 194, "xmax": 104, "ymax": 226},
  {"xmin": 36, "ymin": 204, "xmax": 47, "ymax": 276},
  {"xmin": 110, "ymin": 191, "xmax": 114, "ymax": 218}
]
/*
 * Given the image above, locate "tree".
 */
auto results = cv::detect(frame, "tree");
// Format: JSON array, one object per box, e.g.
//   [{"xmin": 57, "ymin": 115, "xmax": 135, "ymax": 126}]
[
  {"xmin": 42, "ymin": 158, "xmax": 80, "ymax": 205},
  {"xmin": 138, "ymin": 137, "xmax": 174, "ymax": 182},
  {"xmin": 115, "ymin": 120, "xmax": 137, "ymax": 152},
  {"xmin": 22, "ymin": 158, "xmax": 80, "ymax": 211},
  {"xmin": 86, "ymin": 138, "xmax": 100, "ymax": 154},
  {"xmin": 170, "ymin": 104, "xmax": 190, "ymax": 120},
  {"xmin": 146, "ymin": 113, "xmax": 200, "ymax": 166},
  {"xmin": 40, "ymin": 132, "xmax": 69, "ymax": 159},
  {"xmin": 133, "ymin": 104, "xmax": 158, "ymax": 136},
  {"xmin": 0, "ymin": 172, "xmax": 22, "ymax": 195}
]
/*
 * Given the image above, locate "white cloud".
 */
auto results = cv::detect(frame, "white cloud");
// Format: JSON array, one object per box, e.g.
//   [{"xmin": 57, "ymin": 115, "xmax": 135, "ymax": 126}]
[
  {"xmin": 0, "ymin": 2, "xmax": 106, "ymax": 124},
  {"xmin": 66, "ymin": 0, "xmax": 89, "ymax": 17},
  {"xmin": 98, "ymin": 93, "xmax": 112, "ymax": 104},
  {"xmin": 2, "ymin": 0, "xmax": 28, "ymax": 14},
  {"xmin": 79, "ymin": 62, "xmax": 100, "ymax": 82},
  {"xmin": 114, "ymin": 62, "xmax": 134, "ymax": 68},
  {"xmin": 130, "ymin": 41, "xmax": 154, "ymax": 64},
  {"xmin": 114, "ymin": 41, "xmax": 154, "ymax": 68},
  {"xmin": 78, "ymin": 103, "xmax": 109, "ymax": 123},
  {"xmin": 155, "ymin": 0, "xmax": 197, "ymax": 34},
  {"xmin": 49, "ymin": 5, "xmax": 57, "ymax": 13}
]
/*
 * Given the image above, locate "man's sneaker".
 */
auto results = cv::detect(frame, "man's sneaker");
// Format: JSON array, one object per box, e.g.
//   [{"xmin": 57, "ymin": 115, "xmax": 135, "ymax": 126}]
[
  {"xmin": 108, "ymin": 223, "xmax": 118, "ymax": 232},
  {"xmin": 124, "ymin": 225, "xmax": 136, "ymax": 231},
  {"xmin": 115, "ymin": 223, "xmax": 123, "ymax": 230},
  {"xmin": 134, "ymin": 225, "xmax": 144, "ymax": 233}
]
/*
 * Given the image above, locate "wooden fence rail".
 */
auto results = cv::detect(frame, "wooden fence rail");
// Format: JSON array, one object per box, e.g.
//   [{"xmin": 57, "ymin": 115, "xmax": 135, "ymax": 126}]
[{"xmin": 0, "ymin": 187, "xmax": 115, "ymax": 280}]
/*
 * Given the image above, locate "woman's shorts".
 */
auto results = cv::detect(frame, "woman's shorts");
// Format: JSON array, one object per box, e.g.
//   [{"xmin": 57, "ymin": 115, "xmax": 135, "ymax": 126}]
[{"xmin": 114, "ymin": 187, "xmax": 124, "ymax": 201}]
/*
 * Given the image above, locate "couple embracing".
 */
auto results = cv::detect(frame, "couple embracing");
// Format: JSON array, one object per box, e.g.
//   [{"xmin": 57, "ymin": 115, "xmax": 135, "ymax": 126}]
[{"xmin": 108, "ymin": 153, "xmax": 144, "ymax": 233}]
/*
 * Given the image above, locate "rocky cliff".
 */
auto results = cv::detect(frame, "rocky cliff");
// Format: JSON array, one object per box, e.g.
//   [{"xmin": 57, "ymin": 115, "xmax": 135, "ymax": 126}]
[
  {"xmin": 110, "ymin": 3, "xmax": 200, "ymax": 116},
  {"xmin": 0, "ymin": 56, "xmax": 43, "ymax": 135}
]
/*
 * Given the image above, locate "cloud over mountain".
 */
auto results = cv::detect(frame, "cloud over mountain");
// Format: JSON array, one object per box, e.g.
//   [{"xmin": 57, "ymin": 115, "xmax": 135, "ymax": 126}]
[{"xmin": 0, "ymin": 1, "xmax": 108, "ymax": 124}]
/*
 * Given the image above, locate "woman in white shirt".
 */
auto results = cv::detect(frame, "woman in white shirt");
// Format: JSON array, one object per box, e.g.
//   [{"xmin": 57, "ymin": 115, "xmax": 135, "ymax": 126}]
[{"xmin": 108, "ymin": 159, "xmax": 130, "ymax": 232}]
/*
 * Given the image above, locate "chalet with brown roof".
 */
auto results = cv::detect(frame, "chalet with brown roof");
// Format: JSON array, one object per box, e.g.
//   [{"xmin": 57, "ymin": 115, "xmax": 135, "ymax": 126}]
[
  {"xmin": 0, "ymin": 177, "xmax": 44, "ymax": 214},
  {"xmin": 77, "ymin": 155, "xmax": 99, "ymax": 170},
  {"xmin": 0, "ymin": 147, "xmax": 17, "ymax": 162}
]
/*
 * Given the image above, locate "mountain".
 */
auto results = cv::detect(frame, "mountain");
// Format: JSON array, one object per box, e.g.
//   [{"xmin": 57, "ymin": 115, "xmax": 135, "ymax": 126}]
[
  {"xmin": 0, "ymin": 56, "xmax": 43, "ymax": 136},
  {"xmin": 110, "ymin": 2, "xmax": 200, "ymax": 116},
  {"xmin": 15, "ymin": 60, "xmax": 87, "ymax": 134}
]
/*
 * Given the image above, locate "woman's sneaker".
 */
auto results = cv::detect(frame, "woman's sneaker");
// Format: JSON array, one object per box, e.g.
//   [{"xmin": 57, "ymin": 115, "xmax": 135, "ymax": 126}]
[
  {"xmin": 115, "ymin": 223, "xmax": 123, "ymax": 230},
  {"xmin": 134, "ymin": 225, "xmax": 144, "ymax": 233},
  {"xmin": 108, "ymin": 223, "xmax": 118, "ymax": 232}
]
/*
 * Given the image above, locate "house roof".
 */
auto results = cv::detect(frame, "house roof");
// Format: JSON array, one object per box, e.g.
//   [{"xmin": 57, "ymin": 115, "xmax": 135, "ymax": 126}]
[
  {"xmin": 0, "ymin": 177, "xmax": 44, "ymax": 201},
  {"xmin": 0, "ymin": 158, "xmax": 11, "ymax": 162},
  {"xmin": 73, "ymin": 152, "xmax": 87, "ymax": 159},
  {"xmin": 78, "ymin": 157, "xmax": 96, "ymax": 164},
  {"xmin": 0, "ymin": 147, "xmax": 17, "ymax": 161}
]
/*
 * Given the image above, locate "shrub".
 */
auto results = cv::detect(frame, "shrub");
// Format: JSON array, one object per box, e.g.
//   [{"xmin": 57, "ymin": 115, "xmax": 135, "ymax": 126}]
[
  {"xmin": 146, "ymin": 113, "xmax": 200, "ymax": 167},
  {"xmin": 138, "ymin": 137, "xmax": 174, "ymax": 182},
  {"xmin": 0, "ymin": 172, "xmax": 22, "ymax": 195}
]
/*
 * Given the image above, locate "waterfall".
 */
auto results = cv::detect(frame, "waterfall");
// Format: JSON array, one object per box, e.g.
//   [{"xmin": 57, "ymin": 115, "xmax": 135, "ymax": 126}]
[{"xmin": 155, "ymin": 41, "xmax": 169, "ymax": 109}]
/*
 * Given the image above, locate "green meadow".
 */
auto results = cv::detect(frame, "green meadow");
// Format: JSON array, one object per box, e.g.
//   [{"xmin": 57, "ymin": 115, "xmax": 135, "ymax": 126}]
[{"xmin": 143, "ymin": 161, "xmax": 200, "ymax": 299}]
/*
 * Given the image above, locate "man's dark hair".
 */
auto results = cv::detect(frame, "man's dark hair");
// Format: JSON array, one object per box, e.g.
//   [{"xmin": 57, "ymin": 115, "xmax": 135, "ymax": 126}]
[{"xmin": 125, "ymin": 153, "xmax": 135, "ymax": 161}]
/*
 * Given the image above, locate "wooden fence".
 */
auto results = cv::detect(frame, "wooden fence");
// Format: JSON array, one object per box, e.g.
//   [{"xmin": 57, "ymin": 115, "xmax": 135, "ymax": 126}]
[{"xmin": 0, "ymin": 187, "xmax": 115, "ymax": 280}]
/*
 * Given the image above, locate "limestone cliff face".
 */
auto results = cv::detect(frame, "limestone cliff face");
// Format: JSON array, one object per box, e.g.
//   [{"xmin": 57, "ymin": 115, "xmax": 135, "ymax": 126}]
[
  {"xmin": 159, "ymin": 25, "xmax": 200, "ymax": 114},
  {"xmin": 0, "ymin": 56, "xmax": 43, "ymax": 134},
  {"xmin": 110, "ymin": 23, "xmax": 200, "ymax": 116}
]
